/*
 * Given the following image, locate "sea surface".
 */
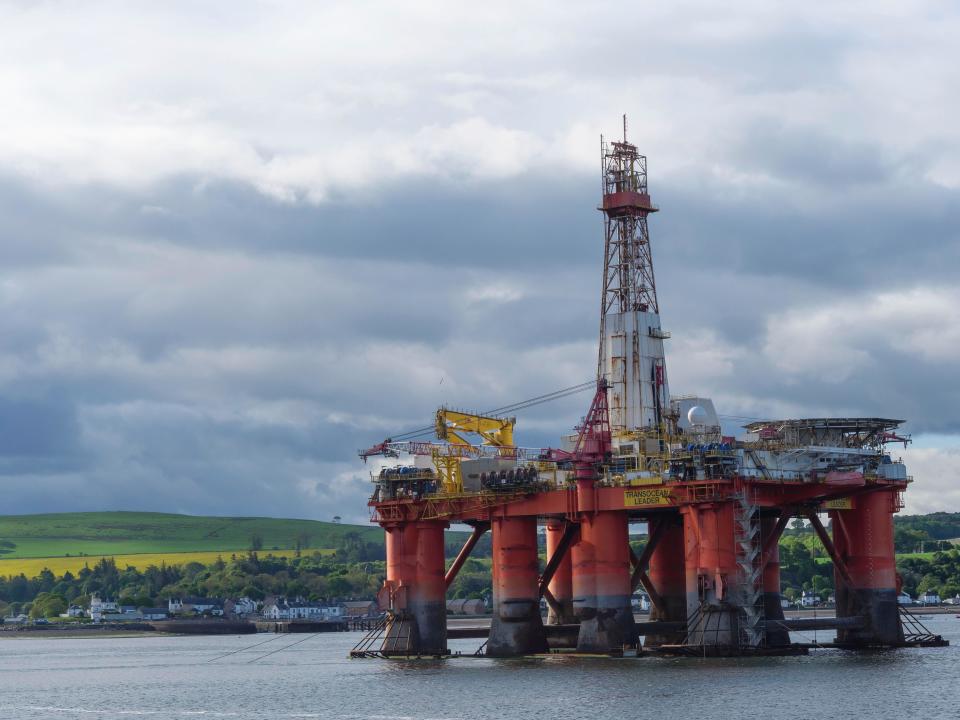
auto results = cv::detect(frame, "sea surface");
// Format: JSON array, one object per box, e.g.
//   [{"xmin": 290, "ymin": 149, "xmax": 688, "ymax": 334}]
[{"xmin": 1, "ymin": 615, "xmax": 958, "ymax": 720}]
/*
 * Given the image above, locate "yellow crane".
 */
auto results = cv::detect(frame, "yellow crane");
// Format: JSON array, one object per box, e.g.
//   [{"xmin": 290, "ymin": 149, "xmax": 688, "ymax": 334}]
[
  {"xmin": 435, "ymin": 409, "xmax": 515, "ymax": 450},
  {"xmin": 432, "ymin": 409, "xmax": 517, "ymax": 493}
]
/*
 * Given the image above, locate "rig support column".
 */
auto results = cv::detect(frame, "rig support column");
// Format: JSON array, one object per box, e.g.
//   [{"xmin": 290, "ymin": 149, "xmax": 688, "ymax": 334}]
[
  {"xmin": 380, "ymin": 520, "xmax": 448, "ymax": 655},
  {"xmin": 683, "ymin": 503, "xmax": 740, "ymax": 649},
  {"xmin": 760, "ymin": 515, "xmax": 790, "ymax": 647},
  {"xmin": 644, "ymin": 514, "xmax": 686, "ymax": 646},
  {"xmin": 574, "ymin": 511, "xmax": 636, "ymax": 652},
  {"xmin": 831, "ymin": 490, "xmax": 904, "ymax": 646},
  {"xmin": 487, "ymin": 516, "xmax": 549, "ymax": 657},
  {"xmin": 545, "ymin": 520, "xmax": 575, "ymax": 625}
]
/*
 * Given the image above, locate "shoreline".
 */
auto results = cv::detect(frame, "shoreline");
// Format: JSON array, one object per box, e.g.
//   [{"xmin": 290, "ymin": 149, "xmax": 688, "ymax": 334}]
[{"xmin": 3, "ymin": 607, "xmax": 955, "ymax": 639}]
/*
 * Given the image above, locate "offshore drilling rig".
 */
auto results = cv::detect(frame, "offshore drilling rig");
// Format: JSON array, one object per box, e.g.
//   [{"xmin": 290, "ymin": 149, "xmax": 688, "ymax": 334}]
[{"xmin": 356, "ymin": 121, "xmax": 946, "ymax": 658}]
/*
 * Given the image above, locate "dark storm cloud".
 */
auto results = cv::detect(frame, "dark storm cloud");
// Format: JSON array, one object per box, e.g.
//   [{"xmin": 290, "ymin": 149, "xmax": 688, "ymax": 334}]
[
  {"xmin": 10, "ymin": 174, "xmax": 600, "ymax": 269},
  {"xmin": 0, "ymin": 172, "xmax": 605, "ymax": 517},
  {"xmin": 655, "ymin": 173, "xmax": 960, "ymax": 294},
  {"xmin": 9, "ymin": 155, "xmax": 957, "ymax": 295},
  {"xmin": 0, "ymin": 393, "xmax": 86, "ymax": 473}
]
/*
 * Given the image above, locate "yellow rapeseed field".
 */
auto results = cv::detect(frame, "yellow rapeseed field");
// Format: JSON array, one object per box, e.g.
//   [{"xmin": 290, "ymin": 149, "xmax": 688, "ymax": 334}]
[{"xmin": 0, "ymin": 549, "xmax": 307, "ymax": 578}]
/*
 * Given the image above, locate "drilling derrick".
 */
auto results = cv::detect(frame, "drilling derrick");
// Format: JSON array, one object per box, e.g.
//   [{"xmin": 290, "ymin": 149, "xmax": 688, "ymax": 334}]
[{"xmin": 598, "ymin": 118, "xmax": 670, "ymax": 436}]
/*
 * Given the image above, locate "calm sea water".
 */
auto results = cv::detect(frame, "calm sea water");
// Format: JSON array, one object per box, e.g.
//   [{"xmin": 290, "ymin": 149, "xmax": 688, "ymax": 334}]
[{"xmin": 1, "ymin": 616, "xmax": 958, "ymax": 720}]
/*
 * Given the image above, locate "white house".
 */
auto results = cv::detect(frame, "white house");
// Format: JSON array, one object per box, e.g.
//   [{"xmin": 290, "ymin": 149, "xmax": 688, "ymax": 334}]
[
  {"xmin": 90, "ymin": 595, "xmax": 120, "ymax": 622},
  {"xmin": 800, "ymin": 590, "xmax": 819, "ymax": 607},
  {"xmin": 168, "ymin": 597, "xmax": 224, "ymax": 615},
  {"xmin": 289, "ymin": 600, "xmax": 328, "ymax": 619},
  {"xmin": 897, "ymin": 592, "xmax": 914, "ymax": 605},
  {"xmin": 261, "ymin": 597, "xmax": 342, "ymax": 620},
  {"xmin": 918, "ymin": 590, "xmax": 941, "ymax": 606},
  {"xmin": 263, "ymin": 598, "xmax": 291, "ymax": 620},
  {"xmin": 322, "ymin": 604, "xmax": 345, "ymax": 618},
  {"xmin": 225, "ymin": 597, "xmax": 258, "ymax": 617}
]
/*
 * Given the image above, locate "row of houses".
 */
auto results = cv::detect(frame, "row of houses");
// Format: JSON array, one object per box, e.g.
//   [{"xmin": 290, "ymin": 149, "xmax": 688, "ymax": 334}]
[
  {"xmin": 167, "ymin": 597, "xmax": 220, "ymax": 615},
  {"xmin": 87, "ymin": 596, "xmax": 169, "ymax": 622},
  {"xmin": 899, "ymin": 590, "xmax": 960, "ymax": 606},
  {"xmin": 260, "ymin": 596, "xmax": 377, "ymax": 620},
  {"xmin": 77, "ymin": 594, "xmax": 381, "ymax": 622},
  {"xmin": 792, "ymin": 590, "xmax": 959, "ymax": 608}
]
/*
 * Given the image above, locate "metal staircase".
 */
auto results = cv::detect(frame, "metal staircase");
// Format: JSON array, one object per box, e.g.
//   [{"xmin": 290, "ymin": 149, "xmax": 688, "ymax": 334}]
[
  {"xmin": 898, "ymin": 605, "xmax": 947, "ymax": 646},
  {"xmin": 733, "ymin": 489, "xmax": 765, "ymax": 648},
  {"xmin": 350, "ymin": 614, "xmax": 412, "ymax": 658}
]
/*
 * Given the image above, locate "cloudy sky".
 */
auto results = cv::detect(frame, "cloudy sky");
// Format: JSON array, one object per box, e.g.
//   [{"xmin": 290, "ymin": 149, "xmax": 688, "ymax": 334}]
[{"xmin": 1, "ymin": 1, "xmax": 958, "ymax": 521}]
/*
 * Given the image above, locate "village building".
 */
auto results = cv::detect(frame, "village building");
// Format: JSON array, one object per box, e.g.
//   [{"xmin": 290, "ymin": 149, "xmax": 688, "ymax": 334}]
[
  {"xmin": 262, "ymin": 598, "xmax": 290, "ymax": 620},
  {"xmin": 89, "ymin": 595, "xmax": 120, "ymax": 622},
  {"xmin": 139, "ymin": 607, "xmax": 169, "ymax": 621},
  {"xmin": 168, "ymin": 597, "xmax": 224, "ymax": 615},
  {"xmin": 224, "ymin": 597, "xmax": 258, "ymax": 617},
  {"xmin": 322, "ymin": 603, "xmax": 345, "ymax": 618},
  {"xmin": 341, "ymin": 600, "xmax": 379, "ymax": 618},
  {"xmin": 261, "ymin": 597, "xmax": 344, "ymax": 620}
]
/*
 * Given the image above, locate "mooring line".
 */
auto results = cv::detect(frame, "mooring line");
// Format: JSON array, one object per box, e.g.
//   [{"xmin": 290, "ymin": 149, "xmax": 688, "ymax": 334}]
[
  {"xmin": 247, "ymin": 632, "xmax": 321, "ymax": 663},
  {"xmin": 206, "ymin": 633, "xmax": 288, "ymax": 663}
]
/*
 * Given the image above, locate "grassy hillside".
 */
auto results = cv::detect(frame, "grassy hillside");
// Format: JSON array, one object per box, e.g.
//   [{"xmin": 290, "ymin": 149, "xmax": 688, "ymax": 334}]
[{"xmin": 0, "ymin": 511, "xmax": 382, "ymax": 560}]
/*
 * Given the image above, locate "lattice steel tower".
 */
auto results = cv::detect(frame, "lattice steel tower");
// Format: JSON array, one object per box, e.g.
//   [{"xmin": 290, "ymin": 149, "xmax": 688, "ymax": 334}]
[{"xmin": 597, "ymin": 117, "xmax": 670, "ymax": 434}]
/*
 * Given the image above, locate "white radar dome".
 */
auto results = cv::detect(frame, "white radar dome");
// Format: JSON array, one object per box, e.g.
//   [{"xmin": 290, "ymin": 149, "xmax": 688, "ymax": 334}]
[{"xmin": 687, "ymin": 406, "xmax": 709, "ymax": 426}]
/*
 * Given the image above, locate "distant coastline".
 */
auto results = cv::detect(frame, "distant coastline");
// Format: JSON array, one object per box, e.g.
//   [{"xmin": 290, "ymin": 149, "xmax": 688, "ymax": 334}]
[{"xmin": 3, "ymin": 609, "xmax": 957, "ymax": 640}]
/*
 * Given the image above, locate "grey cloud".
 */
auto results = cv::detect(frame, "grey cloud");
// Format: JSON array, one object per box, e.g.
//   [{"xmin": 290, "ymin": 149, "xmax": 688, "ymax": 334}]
[
  {"xmin": 655, "ymin": 177, "xmax": 960, "ymax": 292},
  {"xmin": 730, "ymin": 121, "xmax": 891, "ymax": 186},
  {"xmin": 1, "ymin": 172, "xmax": 599, "ymax": 266},
  {"xmin": 3, "ymin": 163, "xmax": 960, "ymax": 517},
  {"xmin": 0, "ymin": 393, "xmax": 86, "ymax": 473}
]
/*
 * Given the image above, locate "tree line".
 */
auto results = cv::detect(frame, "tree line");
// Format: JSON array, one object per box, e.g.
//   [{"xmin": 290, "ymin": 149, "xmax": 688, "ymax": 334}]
[
  {"xmin": 1, "ymin": 545, "xmax": 386, "ymax": 619},
  {"xmin": 3, "ymin": 529, "xmax": 958, "ymax": 618}
]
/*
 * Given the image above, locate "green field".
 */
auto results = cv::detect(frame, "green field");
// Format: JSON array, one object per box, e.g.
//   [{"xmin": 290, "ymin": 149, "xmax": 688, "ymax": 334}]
[
  {"xmin": 893, "ymin": 551, "xmax": 940, "ymax": 561},
  {"xmin": 0, "ymin": 511, "xmax": 384, "ymax": 560},
  {"xmin": 0, "ymin": 549, "xmax": 326, "ymax": 578},
  {"xmin": 813, "ymin": 551, "xmax": 941, "ymax": 565}
]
